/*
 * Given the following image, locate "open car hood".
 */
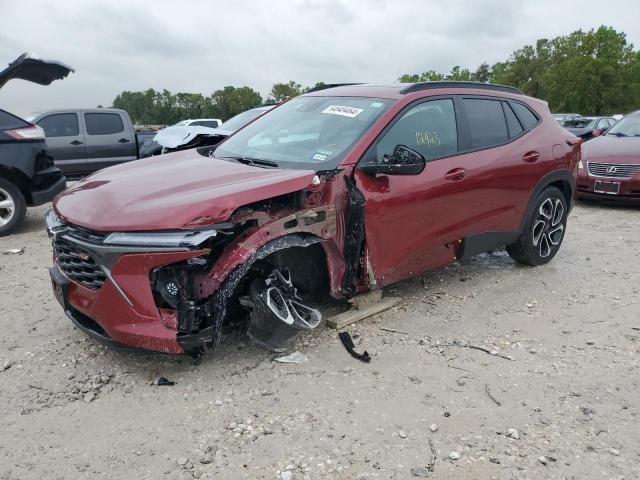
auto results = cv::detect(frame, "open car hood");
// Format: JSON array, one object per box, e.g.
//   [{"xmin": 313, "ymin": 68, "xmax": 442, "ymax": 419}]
[
  {"xmin": 54, "ymin": 149, "xmax": 316, "ymax": 231},
  {"xmin": 0, "ymin": 52, "xmax": 74, "ymax": 90},
  {"xmin": 154, "ymin": 125, "xmax": 227, "ymax": 149}
]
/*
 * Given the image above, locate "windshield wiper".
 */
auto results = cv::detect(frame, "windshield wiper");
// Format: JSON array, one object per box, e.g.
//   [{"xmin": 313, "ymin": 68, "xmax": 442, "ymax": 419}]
[
  {"xmin": 216, "ymin": 156, "xmax": 279, "ymax": 168},
  {"xmin": 608, "ymin": 132, "xmax": 627, "ymax": 137}
]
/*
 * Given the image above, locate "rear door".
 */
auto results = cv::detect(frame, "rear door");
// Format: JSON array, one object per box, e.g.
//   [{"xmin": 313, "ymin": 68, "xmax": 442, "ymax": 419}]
[
  {"xmin": 83, "ymin": 111, "xmax": 136, "ymax": 171},
  {"xmin": 36, "ymin": 112, "xmax": 86, "ymax": 175}
]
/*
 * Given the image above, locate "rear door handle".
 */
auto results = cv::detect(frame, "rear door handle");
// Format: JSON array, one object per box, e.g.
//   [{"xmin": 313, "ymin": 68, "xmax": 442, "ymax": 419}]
[
  {"xmin": 523, "ymin": 151, "xmax": 540, "ymax": 163},
  {"xmin": 444, "ymin": 167, "xmax": 468, "ymax": 181},
  {"xmin": 70, "ymin": 140, "xmax": 83, "ymax": 145},
  {"xmin": 118, "ymin": 138, "xmax": 131, "ymax": 143}
]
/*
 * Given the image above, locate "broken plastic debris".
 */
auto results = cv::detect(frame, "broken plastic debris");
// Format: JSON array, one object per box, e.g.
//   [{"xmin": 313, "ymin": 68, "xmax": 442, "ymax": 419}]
[
  {"xmin": 275, "ymin": 351, "xmax": 308, "ymax": 364},
  {"xmin": 2, "ymin": 248, "xmax": 24, "ymax": 255},
  {"xmin": 339, "ymin": 331, "xmax": 371, "ymax": 362},
  {"xmin": 155, "ymin": 376, "xmax": 175, "ymax": 386}
]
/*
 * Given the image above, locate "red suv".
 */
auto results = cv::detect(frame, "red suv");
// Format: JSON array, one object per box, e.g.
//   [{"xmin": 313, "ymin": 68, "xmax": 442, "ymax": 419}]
[{"xmin": 46, "ymin": 82, "xmax": 580, "ymax": 355}]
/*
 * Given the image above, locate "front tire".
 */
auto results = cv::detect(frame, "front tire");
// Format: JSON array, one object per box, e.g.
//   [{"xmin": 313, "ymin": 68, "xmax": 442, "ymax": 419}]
[
  {"xmin": 0, "ymin": 178, "xmax": 27, "ymax": 237},
  {"xmin": 507, "ymin": 186, "xmax": 567, "ymax": 266}
]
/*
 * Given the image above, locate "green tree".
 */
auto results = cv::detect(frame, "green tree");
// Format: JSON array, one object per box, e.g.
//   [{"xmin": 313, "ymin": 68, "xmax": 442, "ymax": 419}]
[
  {"xmin": 210, "ymin": 86, "xmax": 263, "ymax": 120},
  {"xmin": 398, "ymin": 70, "xmax": 445, "ymax": 83},
  {"xmin": 268, "ymin": 81, "xmax": 304, "ymax": 102}
]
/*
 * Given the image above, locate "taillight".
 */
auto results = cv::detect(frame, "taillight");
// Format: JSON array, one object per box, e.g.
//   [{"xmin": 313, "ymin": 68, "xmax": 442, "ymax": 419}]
[{"xmin": 5, "ymin": 124, "xmax": 45, "ymax": 140}]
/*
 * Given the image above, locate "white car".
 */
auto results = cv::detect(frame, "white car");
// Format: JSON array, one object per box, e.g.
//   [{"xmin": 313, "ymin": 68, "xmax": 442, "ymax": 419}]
[{"xmin": 174, "ymin": 118, "xmax": 222, "ymax": 128}]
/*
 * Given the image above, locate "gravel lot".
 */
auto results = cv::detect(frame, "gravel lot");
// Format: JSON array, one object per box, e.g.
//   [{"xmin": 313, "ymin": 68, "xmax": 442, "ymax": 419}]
[{"xmin": 1, "ymin": 200, "xmax": 639, "ymax": 479}]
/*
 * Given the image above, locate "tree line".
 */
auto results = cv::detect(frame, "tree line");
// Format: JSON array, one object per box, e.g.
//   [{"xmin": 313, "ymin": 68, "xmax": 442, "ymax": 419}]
[{"xmin": 113, "ymin": 26, "xmax": 640, "ymax": 124}]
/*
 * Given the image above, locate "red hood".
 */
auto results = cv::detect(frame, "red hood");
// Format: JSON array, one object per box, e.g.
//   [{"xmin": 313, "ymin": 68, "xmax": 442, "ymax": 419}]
[
  {"xmin": 54, "ymin": 150, "xmax": 316, "ymax": 231},
  {"xmin": 583, "ymin": 135, "xmax": 640, "ymax": 164}
]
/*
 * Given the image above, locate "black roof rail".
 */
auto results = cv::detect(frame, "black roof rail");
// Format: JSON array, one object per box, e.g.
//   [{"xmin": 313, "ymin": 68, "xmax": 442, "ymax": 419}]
[
  {"xmin": 305, "ymin": 83, "xmax": 364, "ymax": 93},
  {"xmin": 399, "ymin": 81, "xmax": 523, "ymax": 95}
]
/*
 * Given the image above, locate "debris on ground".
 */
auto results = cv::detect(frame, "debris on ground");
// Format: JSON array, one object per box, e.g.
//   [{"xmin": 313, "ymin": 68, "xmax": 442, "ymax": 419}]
[
  {"xmin": 2, "ymin": 247, "xmax": 24, "ymax": 255},
  {"xmin": 339, "ymin": 331, "xmax": 371, "ymax": 362},
  {"xmin": 154, "ymin": 377, "xmax": 176, "ymax": 386},
  {"xmin": 274, "ymin": 351, "xmax": 308, "ymax": 364},
  {"xmin": 448, "ymin": 451, "xmax": 461, "ymax": 460}
]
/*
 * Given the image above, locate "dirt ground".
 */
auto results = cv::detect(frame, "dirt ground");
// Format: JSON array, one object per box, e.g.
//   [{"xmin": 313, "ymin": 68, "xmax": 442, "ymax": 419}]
[{"xmin": 1, "ymin": 200, "xmax": 639, "ymax": 480}]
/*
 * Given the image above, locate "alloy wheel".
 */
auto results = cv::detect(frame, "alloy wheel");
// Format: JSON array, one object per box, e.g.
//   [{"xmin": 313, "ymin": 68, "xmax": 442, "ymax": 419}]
[
  {"xmin": 0, "ymin": 187, "xmax": 15, "ymax": 227},
  {"xmin": 532, "ymin": 197, "xmax": 564, "ymax": 258}
]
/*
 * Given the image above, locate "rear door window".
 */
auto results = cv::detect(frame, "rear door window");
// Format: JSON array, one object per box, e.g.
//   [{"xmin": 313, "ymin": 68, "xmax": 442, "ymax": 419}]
[
  {"xmin": 462, "ymin": 98, "xmax": 508, "ymax": 149},
  {"xmin": 510, "ymin": 102, "xmax": 539, "ymax": 130},
  {"xmin": 84, "ymin": 113, "xmax": 124, "ymax": 135},
  {"xmin": 376, "ymin": 98, "xmax": 458, "ymax": 162},
  {"xmin": 37, "ymin": 113, "xmax": 79, "ymax": 137}
]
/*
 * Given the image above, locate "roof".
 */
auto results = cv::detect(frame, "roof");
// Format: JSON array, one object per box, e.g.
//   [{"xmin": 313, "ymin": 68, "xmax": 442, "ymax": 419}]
[{"xmin": 304, "ymin": 81, "xmax": 524, "ymax": 99}]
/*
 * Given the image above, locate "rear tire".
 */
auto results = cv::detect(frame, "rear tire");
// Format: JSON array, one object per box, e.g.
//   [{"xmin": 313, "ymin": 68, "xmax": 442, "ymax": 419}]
[
  {"xmin": 507, "ymin": 186, "xmax": 567, "ymax": 266},
  {"xmin": 0, "ymin": 178, "xmax": 26, "ymax": 237}
]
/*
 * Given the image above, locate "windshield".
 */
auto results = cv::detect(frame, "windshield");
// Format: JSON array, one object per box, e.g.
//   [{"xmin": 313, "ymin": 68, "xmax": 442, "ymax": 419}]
[
  {"xmin": 218, "ymin": 107, "xmax": 272, "ymax": 133},
  {"xmin": 606, "ymin": 112, "xmax": 640, "ymax": 137},
  {"xmin": 214, "ymin": 96, "xmax": 393, "ymax": 169}
]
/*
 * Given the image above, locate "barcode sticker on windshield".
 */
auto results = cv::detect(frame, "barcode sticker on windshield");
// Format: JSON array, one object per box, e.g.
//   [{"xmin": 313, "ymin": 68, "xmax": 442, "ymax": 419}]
[{"xmin": 322, "ymin": 105, "xmax": 363, "ymax": 118}]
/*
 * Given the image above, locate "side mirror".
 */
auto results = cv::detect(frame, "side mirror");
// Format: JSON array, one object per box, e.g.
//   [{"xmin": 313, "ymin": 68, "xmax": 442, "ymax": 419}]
[
  {"xmin": 359, "ymin": 145, "xmax": 426, "ymax": 176},
  {"xmin": 592, "ymin": 128, "xmax": 603, "ymax": 137}
]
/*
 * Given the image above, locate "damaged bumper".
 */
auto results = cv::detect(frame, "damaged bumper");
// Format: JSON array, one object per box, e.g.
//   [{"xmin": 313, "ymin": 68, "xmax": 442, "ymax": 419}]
[{"xmin": 46, "ymin": 209, "xmax": 221, "ymax": 354}]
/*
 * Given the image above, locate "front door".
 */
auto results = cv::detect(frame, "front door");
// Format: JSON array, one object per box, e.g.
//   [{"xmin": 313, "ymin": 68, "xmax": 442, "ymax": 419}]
[
  {"xmin": 37, "ymin": 112, "xmax": 86, "ymax": 175},
  {"xmin": 354, "ymin": 98, "xmax": 467, "ymax": 286}
]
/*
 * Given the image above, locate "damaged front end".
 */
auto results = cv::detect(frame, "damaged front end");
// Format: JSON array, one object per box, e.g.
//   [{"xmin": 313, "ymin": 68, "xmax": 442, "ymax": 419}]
[{"xmin": 47, "ymin": 165, "xmax": 372, "ymax": 356}]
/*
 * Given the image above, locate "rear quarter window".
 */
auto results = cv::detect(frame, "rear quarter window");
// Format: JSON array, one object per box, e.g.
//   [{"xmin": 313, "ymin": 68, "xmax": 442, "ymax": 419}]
[
  {"xmin": 0, "ymin": 109, "xmax": 30, "ymax": 131},
  {"xmin": 85, "ymin": 113, "xmax": 124, "ymax": 135},
  {"xmin": 511, "ymin": 102, "xmax": 539, "ymax": 130}
]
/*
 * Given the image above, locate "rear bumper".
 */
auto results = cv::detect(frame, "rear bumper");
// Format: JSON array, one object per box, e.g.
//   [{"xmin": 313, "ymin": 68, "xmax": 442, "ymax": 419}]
[{"xmin": 30, "ymin": 168, "xmax": 67, "ymax": 206}]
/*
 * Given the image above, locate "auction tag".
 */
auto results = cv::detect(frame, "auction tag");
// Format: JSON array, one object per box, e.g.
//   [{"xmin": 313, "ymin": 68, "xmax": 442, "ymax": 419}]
[{"xmin": 322, "ymin": 105, "xmax": 363, "ymax": 118}]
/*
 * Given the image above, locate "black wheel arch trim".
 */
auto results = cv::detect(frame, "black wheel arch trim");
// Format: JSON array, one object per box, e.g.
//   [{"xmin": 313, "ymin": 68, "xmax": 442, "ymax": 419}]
[{"xmin": 518, "ymin": 169, "xmax": 575, "ymax": 234}]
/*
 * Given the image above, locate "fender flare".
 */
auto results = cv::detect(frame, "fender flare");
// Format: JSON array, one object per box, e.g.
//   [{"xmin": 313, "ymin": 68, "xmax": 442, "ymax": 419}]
[{"xmin": 518, "ymin": 169, "xmax": 575, "ymax": 234}]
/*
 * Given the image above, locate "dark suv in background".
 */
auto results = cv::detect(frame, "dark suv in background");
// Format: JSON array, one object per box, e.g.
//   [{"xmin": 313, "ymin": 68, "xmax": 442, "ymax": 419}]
[{"xmin": 0, "ymin": 53, "xmax": 72, "ymax": 235}]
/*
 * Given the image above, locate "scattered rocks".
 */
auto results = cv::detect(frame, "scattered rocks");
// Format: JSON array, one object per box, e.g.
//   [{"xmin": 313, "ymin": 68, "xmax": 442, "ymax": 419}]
[
  {"xmin": 398, "ymin": 430, "xmax": 407, "ymax": 439},
  {"xmin": 507, "ymin": 428, "xmax": 519, "ymax": 440},
  {"xmin": 280, "ymin": 471, "xmax": 293, "ymax": 480},
  {"xmin": 448, "ymin": 451, "xmax": 461, "ymax": 461},
  {"xmin": 411, "ymin": 466, "xmax": 432, "ymax": 477},
  {"xmin": 0, "ymin": 361, "xmax": 12, "ymax": 372},
  {"xmin": 83, "ymin": 391, "xmax": 96, "ymax": 403},
  {"xmin": 538, "ymin": 456, "xmax": 548, "ymax": 465},
  {"xmin": 608, "ymin": 447, "xmax": 620, "ymax": 456},
  {"xmin": 429, "ymin": 423, "xmax": 438, "ymax": 432},
  {"xmin": 177, "ymin": 457, "xmax": 189, "ymax": 467}
]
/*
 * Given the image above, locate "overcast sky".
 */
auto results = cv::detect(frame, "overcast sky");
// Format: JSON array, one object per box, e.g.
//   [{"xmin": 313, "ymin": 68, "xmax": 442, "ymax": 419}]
[{"xmin": 1, "ymin": 0, "xmax": 638, "ymax": 117}]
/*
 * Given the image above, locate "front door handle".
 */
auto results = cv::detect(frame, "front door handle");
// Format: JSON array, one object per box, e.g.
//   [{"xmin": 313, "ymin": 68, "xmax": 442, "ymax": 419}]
[
  {"xmin": 70, "ymin": 140, "xmax": 83, "ymax": 145},
  {"xmin": 444, "ymin": 167, "xmax": 468, "ymax": 181},
  {"xmin": 118, "ymin": 138, "xmax": 130, "ymax": 143},
  {"xmin": 523, "ymin": 151, "xmax": 540, "ymax": 163}
]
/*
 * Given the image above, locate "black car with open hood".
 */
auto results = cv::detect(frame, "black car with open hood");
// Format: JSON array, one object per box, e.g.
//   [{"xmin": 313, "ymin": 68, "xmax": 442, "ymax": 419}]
[{"xmin": 0, "ymin": 52, "xmax": 73, "ymax": 236}]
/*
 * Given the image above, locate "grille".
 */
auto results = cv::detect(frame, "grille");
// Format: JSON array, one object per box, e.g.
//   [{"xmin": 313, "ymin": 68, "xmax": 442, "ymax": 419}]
[
  {"xmin": 588, "ymin": 162, "xmax": 640, "ymax": 178},
  {"xmin": 63, "ymin": 223, "xmax": 109, "ymax": 244},
  {"xmin": 54, "ymin": 239, "xmax": 106, "ymax": 290}
]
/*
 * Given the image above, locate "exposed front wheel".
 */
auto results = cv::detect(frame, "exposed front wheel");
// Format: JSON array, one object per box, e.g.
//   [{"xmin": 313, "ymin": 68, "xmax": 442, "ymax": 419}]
[
  {"xmin": 0, "ymin": 178, "xmax": 26, "ymax": 237},
  {"xmin": 507, "ymin": 186, "xmax": 567, "ymax": 266}
]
